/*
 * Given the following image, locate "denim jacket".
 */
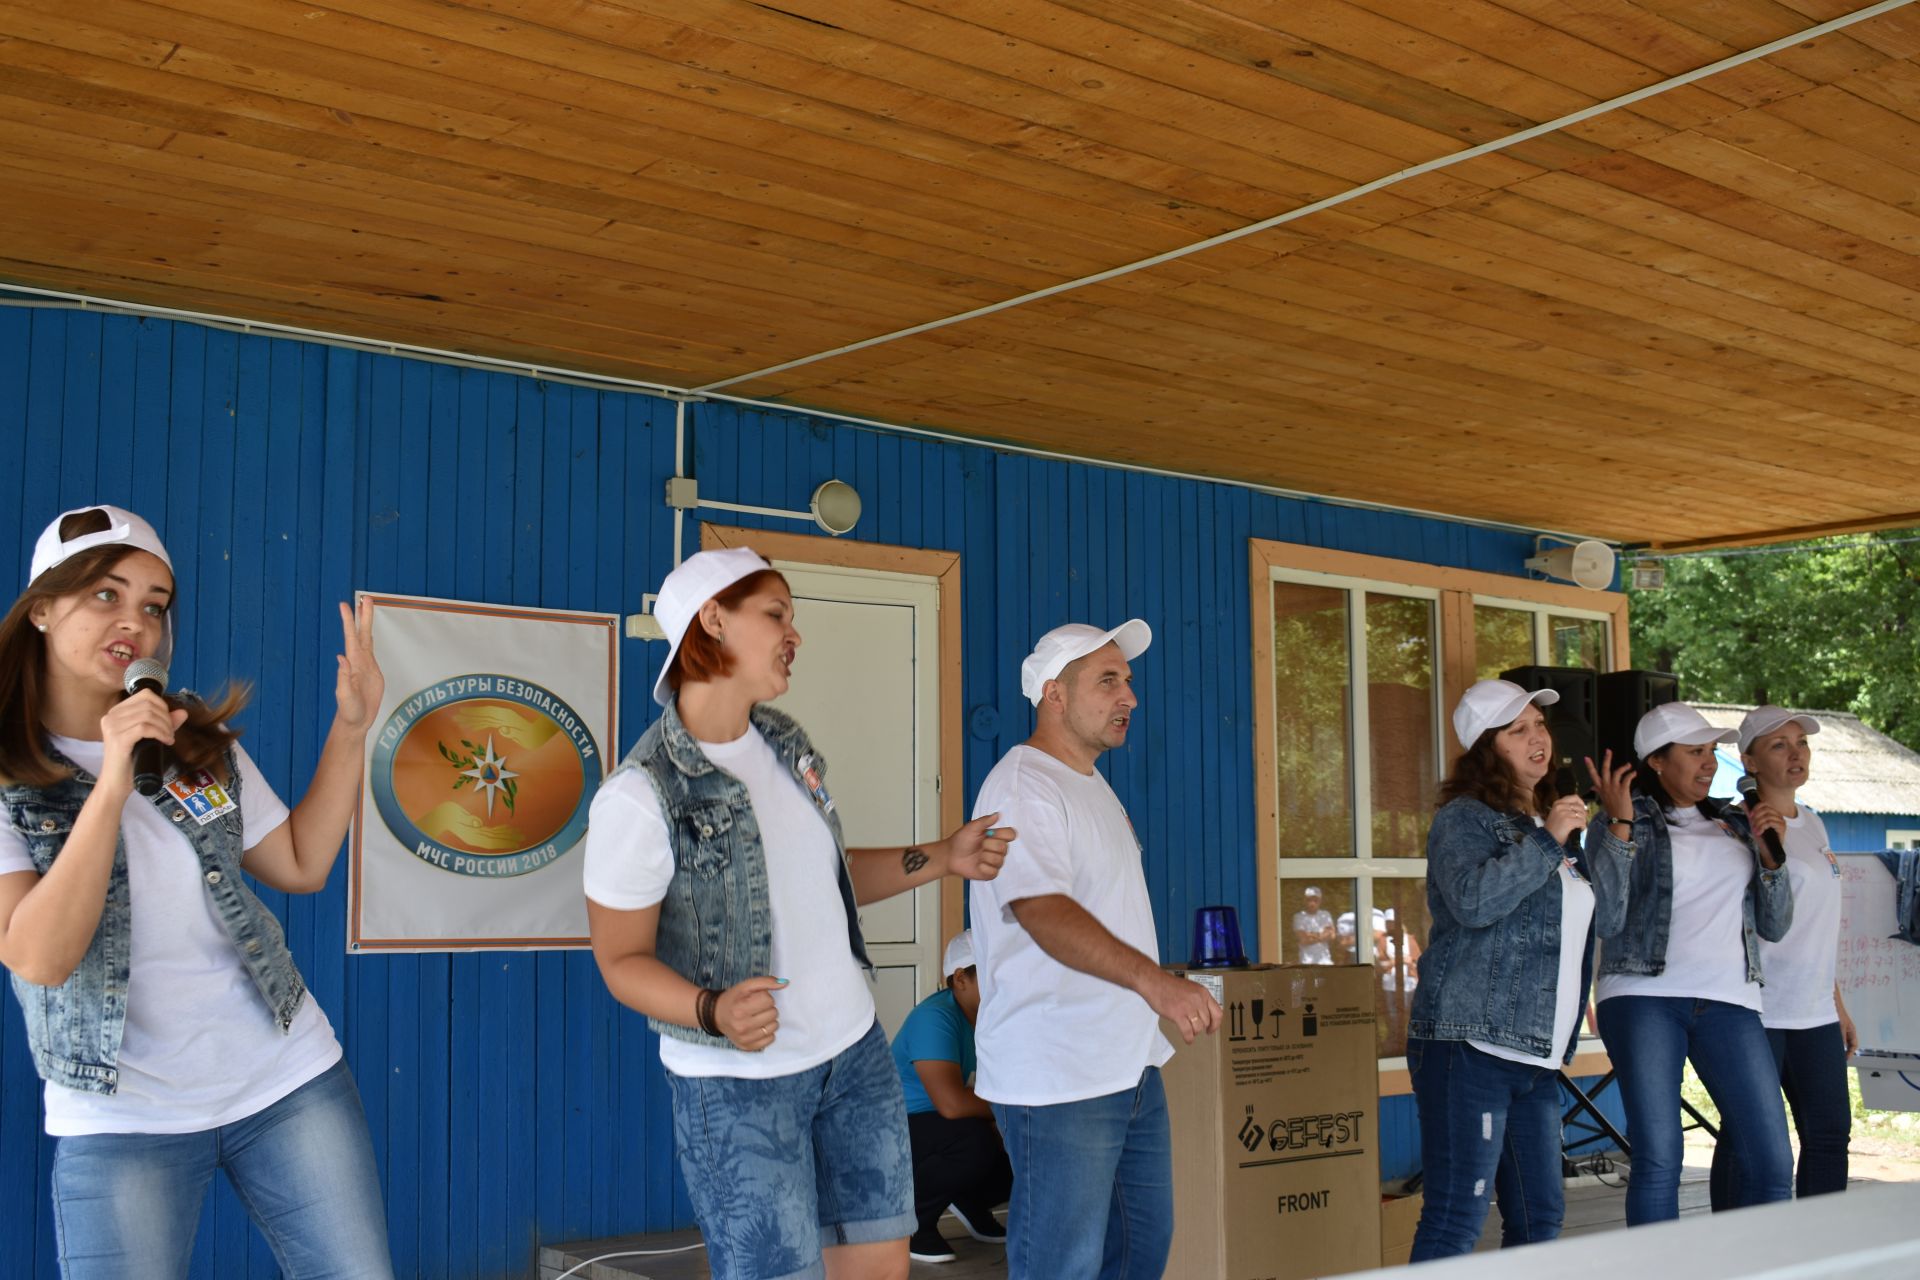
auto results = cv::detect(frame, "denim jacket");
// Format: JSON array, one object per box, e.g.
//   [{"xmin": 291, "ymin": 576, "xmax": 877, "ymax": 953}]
[
  {"xmin": 1, "ymin": 741, "xmax": 307, "ymax": 1094},
  {"xmin": 1408, "ymin": 796, "xmax": 1633, "ymax": 1063},
  {"xmin": 1597, "ymin": 793, "xmax": 1793, "ymax": 985},
  {"xmin": 610, "ymin": 696, "xmax": 868, "ymax": 1048}
]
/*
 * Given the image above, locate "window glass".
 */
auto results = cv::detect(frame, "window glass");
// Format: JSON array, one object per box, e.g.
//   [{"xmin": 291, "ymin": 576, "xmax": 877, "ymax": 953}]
[
  {"xmin": 1280, "ymin": 879, "xmax": 1354, "ymax": 967},
  {"xmin": 1367, "ymin": 594, "xmax": 1436, "ymax": 858},
  {"xmin": 1475, "ymin": 605, "xmax": 1535, "ymax": 681},
  {"xmin": 1551, "ymin": 614, "xmax": 1609, "ymax": 670},
  {"xmin": 1272, "ymin": 582, "xmax": 1352, "ymax": 858},
  {"xmin": 1372, "ymin": 879, "xmax": 1430, "ymax": 1060}
]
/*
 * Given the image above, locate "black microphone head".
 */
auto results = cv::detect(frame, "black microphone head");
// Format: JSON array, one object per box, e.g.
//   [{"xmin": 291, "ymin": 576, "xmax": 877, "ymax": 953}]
[
  {"xmin": 123, "ymin": 657, "xmax": 168, "ymax": 695},
  {"xmin": 1736, "ymin": 774, "xmax": 1760, "ymax": 805}
]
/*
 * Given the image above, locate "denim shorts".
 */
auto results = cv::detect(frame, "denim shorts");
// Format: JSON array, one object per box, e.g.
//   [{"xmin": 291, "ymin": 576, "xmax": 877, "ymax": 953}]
[{"xmin": 668, "ymin": 1020, "xmax": 914, "ymax": 1280}]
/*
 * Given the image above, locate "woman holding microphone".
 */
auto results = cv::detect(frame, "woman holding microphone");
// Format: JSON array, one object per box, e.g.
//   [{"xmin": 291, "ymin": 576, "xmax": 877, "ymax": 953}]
[
  {"xmin": 0, "ymin": 505, "xmax": 392, "ymax": 1279},
  {"xmin": 1406, "ymin": 678, "xmax": 1635, "ymax": 1260},
  {"xmin": 1596, "ymin": 702, "xmax": 1795, "ymax": 1224},
  {"xmin": 583, "ymin": 548, "xmax": 1011, "ymax": 1280},
  {"xmin": 1709, "ymin": 706, "xmax": 1855, "ymax": 1206}
]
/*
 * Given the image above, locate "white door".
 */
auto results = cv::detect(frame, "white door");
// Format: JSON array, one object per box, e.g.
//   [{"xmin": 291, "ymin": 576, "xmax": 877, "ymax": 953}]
[{"xmin": 770, "ymin": 562, "xmax": 942, "ymax": 1040}]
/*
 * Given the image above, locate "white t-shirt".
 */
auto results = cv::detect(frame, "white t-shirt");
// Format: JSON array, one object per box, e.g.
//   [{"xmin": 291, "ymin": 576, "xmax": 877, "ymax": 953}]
[
  {"xmin": 968, "ymin": 745, "xmax": 1174, "ymax": 1106},
  {"xmin": 581, "ymin": 726, "xmax": 873, "ymax": 1079},
  {"xmin": 1760, "ymin": 807, "xmax": 1842, "ymax": 1029},
  {"xmin": 1597, "ymin": 808, "xmax": 1761, "ymax": 1012},
  {"xmin": 1292, "ymin": 908, "xmax": 1333, "ymax": 964},
  {"xmin": 0, "ymin": 738, "xmax": 342, "ymax": 1136},
  {"xmin": 1472, "ymin": 821, "xmax": 1595, "ymax": 1069}
]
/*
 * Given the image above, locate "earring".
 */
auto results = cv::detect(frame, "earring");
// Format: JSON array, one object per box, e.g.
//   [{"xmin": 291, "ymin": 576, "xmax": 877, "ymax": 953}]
[{"xmin": 36, "ymin": 623, "xmax": 46, "ymax": 633}]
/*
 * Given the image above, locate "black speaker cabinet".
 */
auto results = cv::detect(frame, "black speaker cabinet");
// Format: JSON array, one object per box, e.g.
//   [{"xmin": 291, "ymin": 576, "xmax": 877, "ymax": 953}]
[
  {"xmin": 1500, "ymin": 665, "xmax": 1599, "ymax": 796},
  {"xmin": 1597, "ymin": 669, "xmax": 1681, "ymax": 766}
]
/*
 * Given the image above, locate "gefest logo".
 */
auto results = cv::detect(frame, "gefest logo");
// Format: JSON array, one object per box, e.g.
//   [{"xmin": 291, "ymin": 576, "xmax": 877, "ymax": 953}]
[{"xmin": 1236, "ymin": 1110, "xmax": 1367, "ymax": 1155}]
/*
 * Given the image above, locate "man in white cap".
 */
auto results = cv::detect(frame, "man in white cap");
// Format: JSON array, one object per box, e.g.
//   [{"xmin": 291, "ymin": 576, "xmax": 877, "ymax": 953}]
[
  {"xmin": 1292, "ymin": 885, "xmax": 1334, "ymax": 964},
  {"xmin": 967, "ymin": 620, "xmax": 1220, "ymax": 1280}
]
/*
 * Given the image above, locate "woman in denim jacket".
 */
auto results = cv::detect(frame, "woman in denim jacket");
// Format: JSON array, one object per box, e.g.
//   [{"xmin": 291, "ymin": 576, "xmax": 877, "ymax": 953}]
[
  {"xmin": 1406, "ymin": 679, "xmax": 1636, "ymax": 1260},
  {"xmin": 0, "ymin": 506, "xmax": 392, "ymax": 1279},
  {"xmin": 584, "ymin": 549, "xmax": 1012, "ymax": 1280},
  {"xmin": 1595, "ymin": 702, "xmax": 1794, "ymax": 1226}
]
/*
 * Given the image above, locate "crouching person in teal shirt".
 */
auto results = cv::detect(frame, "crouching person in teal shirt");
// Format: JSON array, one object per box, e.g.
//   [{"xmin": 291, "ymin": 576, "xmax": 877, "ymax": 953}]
[{"xmin": 891, "ymin": 931, "xmax": 1014, "ymax": 1264}]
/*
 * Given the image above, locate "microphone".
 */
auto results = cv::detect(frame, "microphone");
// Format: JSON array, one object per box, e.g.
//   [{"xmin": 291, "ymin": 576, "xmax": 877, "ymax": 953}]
[
  {"xmin": 1556, "ymin": 765, "xmax": 1583, "ymax": 855},
  {"xmin": 122, "ymin": 658, "xmax": 171, "ymax": 796},
  {"xmin": 1736, "ymin": 774, "xmax": 1787, "ymax": 867}
]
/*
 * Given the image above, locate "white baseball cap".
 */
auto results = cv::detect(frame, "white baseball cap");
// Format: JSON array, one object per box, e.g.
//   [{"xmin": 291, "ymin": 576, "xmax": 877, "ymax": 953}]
[
  {"xmin": 30, "ymin": 505, "xmax": 177, "ymax": 666},
  {"xmin": 1452, "ymin": 678, "xmax": 1559, "ymax": 749},
  {"xmin": 942, "ymin": 930, "xmax": 975, "ymax": 978},
  {"xmin": 30, "ymin": 505, "xmax": 173, "ymax": 585},
  {"xmin": 1633, "ymin": 702, "xmax": 1735, "ymax": 758},
  {"xmin": 1020, "ymin": 619, "xmax": 1151, "ymax": 705},
  {"xmin": 1737, "ymin": 705, "xmax": 1821, "ymax": 754},
  {"xmin": 651, "ymin": 547, "xmax": 776, "ymax": 706}
]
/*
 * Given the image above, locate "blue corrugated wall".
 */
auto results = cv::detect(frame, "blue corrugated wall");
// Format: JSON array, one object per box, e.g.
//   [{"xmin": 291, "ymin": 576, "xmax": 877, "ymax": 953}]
[
  {"xmin": 4, "ymin": 306, "xmax": 1594, "ymax": 1277},
  {"xmin": 1822, "ymin": 812, "xmax": 1914, "ymax": 852}
]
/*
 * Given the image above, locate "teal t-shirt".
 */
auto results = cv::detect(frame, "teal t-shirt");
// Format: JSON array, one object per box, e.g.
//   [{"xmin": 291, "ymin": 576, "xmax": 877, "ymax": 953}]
[{"xmin": 890, "ymin": 988, "xmax": 976, "ymax": 1116}]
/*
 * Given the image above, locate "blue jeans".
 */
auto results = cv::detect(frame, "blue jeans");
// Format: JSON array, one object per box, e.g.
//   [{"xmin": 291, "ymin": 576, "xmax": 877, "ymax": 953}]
[
  {"xmin": 1597, "ymin": 996, "xmax": 1792, "ymax": 1225},
  {"xmin": 991, "ymin": 1067, "xmax": 1172, "ymax": 1280},
  {"xmin": 1709, "ymin": 1021, "xmax": 1852, "ymax": 1207},
  {"xmin": 50, "ymin": 1058, "xmax": 392, "ymax": 1280},
  {"xmin": 668, "ymin": 1021, "xmax": 914, "ymax": 1280},
  {"xmin": 1405, "ymin": 1037, "xmax": 1565, "ymax": 1260}
]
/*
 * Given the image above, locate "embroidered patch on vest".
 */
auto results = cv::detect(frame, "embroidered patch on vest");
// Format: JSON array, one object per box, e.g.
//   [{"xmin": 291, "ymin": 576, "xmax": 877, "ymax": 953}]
[
  {"xmin": 797, "ymin": 754, "xmax": 835, "ymax": 814},
  {"xmin": 165, "ymin": 769, "xmax": 237, "ymax": 825}
]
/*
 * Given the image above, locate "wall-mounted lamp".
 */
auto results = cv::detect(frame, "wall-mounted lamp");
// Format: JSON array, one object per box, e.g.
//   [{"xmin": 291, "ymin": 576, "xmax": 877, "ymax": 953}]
[
  {"xmin": 1525, "ymin": 537, "xmax": 1617, "ymax": 590},
  {"xmin": 626, "ymin": 476, "xmax": 866, "ymax": 639},
  {"xmin": 663, "ymin": 475, "xmax": 863, "ymax": 537}
]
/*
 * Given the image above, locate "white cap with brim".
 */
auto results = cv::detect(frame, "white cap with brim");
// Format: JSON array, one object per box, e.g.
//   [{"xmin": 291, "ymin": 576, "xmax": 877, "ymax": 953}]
[
  {"xmin": 1020, "ymin": 619, "xmax": 1151, "ymax": 705},
  {"xmin": 31, "ymin": 505, "xmax": 174, "ymax": 584},
  {"xmin": 1452, "ymin": 678, "xmax": 1559, "ymax": 750},
  {"xmin": 942, "ymin": 930, "xmax": 975, "ymax": 978},
  {"xmin": 30, "ymin": 505, "xmax": 177, "ymax": 666},
  {"xmin": 1634, "ymin": 702, "xmax": 1736, "ymax": 759},
  {"xmin": 1737, "ymin": 705, "xmax": 1822, "ymax": 755},
  {"xmin": 650, "ymin": 547, "xmax": 775, "ymax": 706}
]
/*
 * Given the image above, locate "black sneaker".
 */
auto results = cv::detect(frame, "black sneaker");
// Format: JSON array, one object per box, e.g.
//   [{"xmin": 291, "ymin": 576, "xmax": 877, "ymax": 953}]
[
  {"xmin": 948, "ymin": 1201, "xmax": 1008, "ymax": 1244},
  {"xmin": 909, "ymin": 1226, "xmax": 958, "ymax": 1263}
]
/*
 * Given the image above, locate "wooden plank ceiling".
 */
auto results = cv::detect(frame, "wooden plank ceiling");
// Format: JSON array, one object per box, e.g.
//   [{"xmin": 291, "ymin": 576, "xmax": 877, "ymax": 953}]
[{"xmin": 3, "ymin": 0, "xmax": 1919, "ymax": 549}]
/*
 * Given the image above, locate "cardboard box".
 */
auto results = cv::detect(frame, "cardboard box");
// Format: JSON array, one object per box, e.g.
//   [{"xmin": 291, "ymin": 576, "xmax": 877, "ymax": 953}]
[
  {"xmin": 1162, "ymin": 965, "xmax": 1380, "ymax": 1280},
  {"xmin": 1379, "ymin": 1191, "xmax": 1422, "ymax": 1267}
]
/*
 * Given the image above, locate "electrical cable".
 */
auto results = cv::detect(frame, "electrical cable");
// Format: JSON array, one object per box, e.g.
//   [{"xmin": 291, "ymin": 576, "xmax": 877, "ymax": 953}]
[{"xmin": 549, "ymin": 1240, "xmax": 707, "ymax": 1280}]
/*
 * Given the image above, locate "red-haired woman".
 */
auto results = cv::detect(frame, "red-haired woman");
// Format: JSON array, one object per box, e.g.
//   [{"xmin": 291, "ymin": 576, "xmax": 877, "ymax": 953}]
[
  {"xmin": 584, "ymin": 547, "xmax": 1012, "ymax": 1280},
  {"xmin": 0, "ymin": 505, "xmax": 392, "ymax": 1279}
]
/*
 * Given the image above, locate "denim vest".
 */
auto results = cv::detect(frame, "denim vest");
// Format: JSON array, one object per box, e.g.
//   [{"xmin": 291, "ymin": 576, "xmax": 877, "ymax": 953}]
[
  {"xmin": 1597, "ymin": 793, "xmax": 1793, "ymax": 985},
  {"xmin": 1409, "ymin": 796, "xmax": 1634, "ymax": 1063},
  {"xmin": 1, "ymin": 741, "xmax": 308, "ymax": 1094},
  {"xmin": 608, "ymin": 697, "xmax": 868, "ymax": 1048}
]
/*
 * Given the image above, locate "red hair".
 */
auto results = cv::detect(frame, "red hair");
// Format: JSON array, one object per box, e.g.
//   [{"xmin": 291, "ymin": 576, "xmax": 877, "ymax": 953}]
[{"xmin": 666, "ymin": 568, "xmax": 788, "ymax": 695}]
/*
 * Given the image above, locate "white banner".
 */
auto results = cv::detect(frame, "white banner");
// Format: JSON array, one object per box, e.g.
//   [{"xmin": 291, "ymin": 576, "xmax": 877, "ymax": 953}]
[{"xmin": 348, "ymin": 592, "xmax": 617, "ymax": 951}]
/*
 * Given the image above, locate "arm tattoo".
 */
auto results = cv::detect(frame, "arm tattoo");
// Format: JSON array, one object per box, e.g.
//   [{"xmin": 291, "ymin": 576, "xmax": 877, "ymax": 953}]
[{"xmin": 901, "ymin": 846, "xmax": 929, "ymax": 876}]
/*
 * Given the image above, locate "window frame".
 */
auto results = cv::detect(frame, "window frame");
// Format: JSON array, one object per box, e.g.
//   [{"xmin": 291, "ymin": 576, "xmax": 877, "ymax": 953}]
[{"xmin": 1250, "ymin": 539, "xmax": 1630, "ymax": 1084}]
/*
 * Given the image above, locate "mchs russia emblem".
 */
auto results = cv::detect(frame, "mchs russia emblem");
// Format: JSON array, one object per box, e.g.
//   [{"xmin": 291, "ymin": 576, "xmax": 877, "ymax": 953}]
[{"xmin": 369, "ymin": 676, "xmax": 600, "ymax": 877}]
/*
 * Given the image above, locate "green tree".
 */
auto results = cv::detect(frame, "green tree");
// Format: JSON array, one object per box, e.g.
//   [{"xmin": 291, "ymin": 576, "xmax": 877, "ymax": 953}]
[{"xmin": 1628, "ymin": 529, "xmax": 1920, "ymax": 753}]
